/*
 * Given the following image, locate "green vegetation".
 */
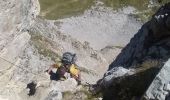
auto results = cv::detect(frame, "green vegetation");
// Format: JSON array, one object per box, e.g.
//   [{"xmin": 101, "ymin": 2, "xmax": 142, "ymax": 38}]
[
  {"xmin": 39, "ymin": 0, "xmax": 170, "ymax": 21},
  {"xmin": 30, "ymin": 32, "xmax": 61, "ymax": 62},
  {"xmin": 102, "ymin": 0, "xmax": 170, "ymax": 22},
  {"xmin": 39, "ymin": 0, "xmax": 94, "ymax": 20},
  {"xmin": 103, "ymin": 0, "xmax": 169, "ymax": 11},
  {"xmin": 102, "ymin": 0, "xmax": 149, "ymax": 11}
]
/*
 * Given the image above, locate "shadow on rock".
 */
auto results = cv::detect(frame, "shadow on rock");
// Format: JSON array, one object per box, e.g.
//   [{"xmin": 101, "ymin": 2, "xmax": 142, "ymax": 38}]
[
  {"xmin": 102, "ymin": 67, "xmax": 160, "ymax": 100},
  {"xmin": 108, "ymin": 2, "xmax": 170, "ymax": 70},
  {"xmin": 27, "ymin": 81, "xmax": 37, "ymax": 96},
  {"xmin": 96, "ymin": 2, "xmax": 170, "ymax": 100}
]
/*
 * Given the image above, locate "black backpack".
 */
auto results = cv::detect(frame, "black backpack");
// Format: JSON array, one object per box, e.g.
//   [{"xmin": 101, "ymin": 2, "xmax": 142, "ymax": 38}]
[{"xmin": 62, "ymin": 52, "xmax": 77, "ymax": 65}]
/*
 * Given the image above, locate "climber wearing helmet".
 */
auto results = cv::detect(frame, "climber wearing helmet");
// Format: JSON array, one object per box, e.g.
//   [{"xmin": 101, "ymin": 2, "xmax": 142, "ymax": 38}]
[{"xmin": 47, "ymin": 52, "xmax": 81, "ymax": 85}]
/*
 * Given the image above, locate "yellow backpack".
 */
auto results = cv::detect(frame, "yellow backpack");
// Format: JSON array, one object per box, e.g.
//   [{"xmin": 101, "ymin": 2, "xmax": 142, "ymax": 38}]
[
  {"xmin": 69, "ymin": 64, "xmax": 80, "ymax": 77},
  {"xmin": 53, "ymin": 63, "xmax": 79, "ymax": 77}
]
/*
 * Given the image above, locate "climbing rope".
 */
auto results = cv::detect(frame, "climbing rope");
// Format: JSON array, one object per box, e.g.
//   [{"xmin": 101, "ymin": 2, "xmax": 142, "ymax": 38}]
[
  {"xmin": 0, "ymin": 56, "xmax": 48, "ymax": 79},
  {"xmin": 0, "ymin": 56, "xmax": 95, "ymax": 95}
]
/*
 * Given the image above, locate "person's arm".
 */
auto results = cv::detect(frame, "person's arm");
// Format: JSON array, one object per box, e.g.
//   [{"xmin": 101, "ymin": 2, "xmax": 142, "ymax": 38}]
[
  {"xmin": 71, "ymin": 71, "xmax": 81, "ymax": 83},
  {"xmin": 77, "ymin": 72, "xmax": 81, "ymax": 85},
  {"xmin": 47, "ymin": 65, "xmax": 54, "ymax": 74},
  {"xmin": 77, "ymin": 72, "xmax": 81, "ymax": 82},
  {"xmin": 47, "ymin": 64, "xmax": 59, "ymax": 74}
]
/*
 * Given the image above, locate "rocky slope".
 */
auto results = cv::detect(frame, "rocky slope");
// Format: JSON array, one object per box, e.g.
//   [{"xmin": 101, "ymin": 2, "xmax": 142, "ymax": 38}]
[
  {"xmin": 98, "ymin": 2, "xmax": 170, "ymax": 100},
  {"xmin": 144, "ymin": 59, "xmax": 170, "ymax": 100},
  {"xmin": 0, "ymin": 0, "xmax": 40, "ymax": 99},
  {"xmin": 1, "ymin": 0, "xmax": 170, "ymax": 100},
  {"xmin": 0, "ymin": 0, "xmax": 142, "ymax": 99}
]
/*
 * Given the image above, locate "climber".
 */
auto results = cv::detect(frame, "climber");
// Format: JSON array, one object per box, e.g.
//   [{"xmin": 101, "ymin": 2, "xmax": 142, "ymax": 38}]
[{"xmin": 47, "ymin": 52, "xmax": 81, "ymax": 85}]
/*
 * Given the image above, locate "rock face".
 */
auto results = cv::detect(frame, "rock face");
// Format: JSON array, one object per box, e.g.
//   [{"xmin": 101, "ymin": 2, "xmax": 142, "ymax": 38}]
[
  {"xmin": 144, "ymin": 59, "xmax": 170, "ymax": 100},
  {"xmin": 0, "ymin": 0, "xmax": 81, "ymax": 99},
  {"xmin": 0, "ymin": 0, "xmax": 39, "ymax": 99},
  {"xmin": 98, "ymin": 2, "xmax": 170, "ymax": 100},
  {"xmin": 1, "ymin": 0, "xmax": 138, "ymax": 99},
  {"xmin": 1, "ymin": 0, "xmax": 170, "ymax": 99},
  {"xmin": 107, "ymin": 2, "xmax": 170, "ymax": 70}
]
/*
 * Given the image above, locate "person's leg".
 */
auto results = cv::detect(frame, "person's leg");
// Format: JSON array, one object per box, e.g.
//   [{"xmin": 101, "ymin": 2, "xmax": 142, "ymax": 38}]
[
  {"xmin": 77, "ymin": 73, "xmax": 81, "ymax": 85},
  {"xmin": 49, "ymin": 71, "xmax": 60, "ymax": 81}
]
